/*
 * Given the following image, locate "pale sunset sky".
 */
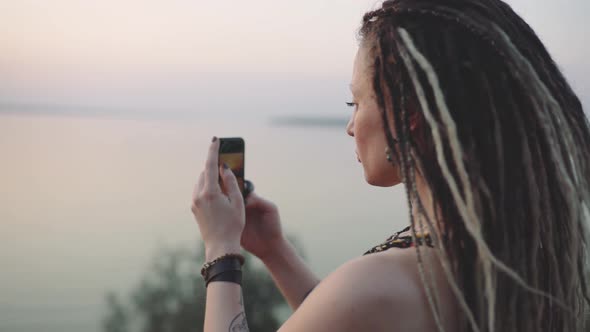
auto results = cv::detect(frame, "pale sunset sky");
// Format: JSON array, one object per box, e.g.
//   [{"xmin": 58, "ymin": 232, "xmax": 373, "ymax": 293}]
[{"xmin": 0, "ymin": 0, "xmax": 588, "ymax": 115}]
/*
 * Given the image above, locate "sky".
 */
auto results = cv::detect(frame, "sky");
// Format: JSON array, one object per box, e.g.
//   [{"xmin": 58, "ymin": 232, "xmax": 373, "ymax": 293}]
[{"xmin": 0, "ymin": 0, "xmax": 588, "ymax": 115}]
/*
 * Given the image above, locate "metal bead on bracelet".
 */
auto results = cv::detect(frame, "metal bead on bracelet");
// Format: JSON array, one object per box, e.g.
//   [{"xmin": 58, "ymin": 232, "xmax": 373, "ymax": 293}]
[{"xmin": 201, "ymin": 253, "xmax": 245, "ymax": 287}]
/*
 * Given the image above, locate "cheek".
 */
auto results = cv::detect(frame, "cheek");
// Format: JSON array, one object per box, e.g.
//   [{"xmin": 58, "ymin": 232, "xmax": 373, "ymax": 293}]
[
  {"xmin": 356, "ymin": 118, "xmax": 402, "ymax": 186},
  {"xmin": 353, "ymin": 112, "xmax": 371, "ymax": 150},
  {"xmin": 355, "ymin": 112, "xmax": 380, "ymax": 160}
]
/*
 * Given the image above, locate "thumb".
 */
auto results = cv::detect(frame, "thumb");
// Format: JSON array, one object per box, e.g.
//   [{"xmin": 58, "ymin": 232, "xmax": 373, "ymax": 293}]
[
  {"xmin": 245, "ymin": 191, "xmax": 265, "ymax": 208},
  {"xmin": 220, "ymin": 164, "xmax": 243, "ymax": 208},
  {"xmin": 245, "ymin": 191, "xmax": 276, "ymax": 211}
]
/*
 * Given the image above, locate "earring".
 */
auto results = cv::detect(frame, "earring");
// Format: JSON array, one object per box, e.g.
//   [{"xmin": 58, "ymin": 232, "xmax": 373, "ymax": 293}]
[{"xmin": 385, "ymin": 147, "xmax": 393, "ymax": 162}]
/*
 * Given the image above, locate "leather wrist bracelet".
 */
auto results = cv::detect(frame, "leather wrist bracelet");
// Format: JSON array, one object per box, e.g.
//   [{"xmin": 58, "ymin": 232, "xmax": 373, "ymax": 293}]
[
  {"xmin": 206, "ymin": 270, "xmax": 242, "ymax": 287},
  {"xmin": 202, "ymin": 257, "xmax": 242, "ymax": 285},
  {"xmin": 201, "ymin": 253, "xmax": 245, "ymax": 277}
]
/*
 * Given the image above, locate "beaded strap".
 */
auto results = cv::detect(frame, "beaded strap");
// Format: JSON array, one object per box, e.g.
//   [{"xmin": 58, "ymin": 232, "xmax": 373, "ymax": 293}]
[{"xmin": 364, "ymin": 226, "xmax": 433, "ymax": 255}]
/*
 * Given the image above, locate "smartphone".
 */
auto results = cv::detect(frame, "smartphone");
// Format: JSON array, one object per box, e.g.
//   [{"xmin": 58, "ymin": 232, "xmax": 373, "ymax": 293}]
[{"xmin": 218, "ymin": 137, "xmax": 245, "ymax": 196}]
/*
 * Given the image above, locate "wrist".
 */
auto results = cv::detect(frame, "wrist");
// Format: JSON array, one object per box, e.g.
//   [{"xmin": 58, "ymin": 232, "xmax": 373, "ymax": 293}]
[
  {"xmin": 260, "ymin": 236, "xmax": 292, "ymax": 265},
  {"xmin": 205, "ymin": 242, "xmax": 242, "ymax": 262}
]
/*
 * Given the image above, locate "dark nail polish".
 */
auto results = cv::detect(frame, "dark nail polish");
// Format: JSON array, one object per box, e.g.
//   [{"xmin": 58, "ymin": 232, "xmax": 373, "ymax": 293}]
[
  {"xmin": 223, "ymin": 163, "xmax": 229, "ymax": 169},
  {"xmin": 212, "ymin": 136, "xmax": 217, "ymax": 142}
]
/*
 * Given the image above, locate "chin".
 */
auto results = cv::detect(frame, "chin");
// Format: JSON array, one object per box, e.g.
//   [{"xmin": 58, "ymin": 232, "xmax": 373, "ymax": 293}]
[{"xmin": 364, "ymin": 170, "xmax": 400, "ymax": 187}]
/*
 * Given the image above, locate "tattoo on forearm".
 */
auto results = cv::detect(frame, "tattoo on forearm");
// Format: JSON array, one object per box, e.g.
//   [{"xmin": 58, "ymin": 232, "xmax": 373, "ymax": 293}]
[{"xmin": 229, "ymin": 312, "xmax": 249, "ymax": 332}]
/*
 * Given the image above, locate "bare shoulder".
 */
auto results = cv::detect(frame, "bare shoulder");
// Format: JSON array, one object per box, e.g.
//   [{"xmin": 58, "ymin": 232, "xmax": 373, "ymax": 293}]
[{"xmin": 278, "ymin": 248, "xmax": 455, "ymax": 332}]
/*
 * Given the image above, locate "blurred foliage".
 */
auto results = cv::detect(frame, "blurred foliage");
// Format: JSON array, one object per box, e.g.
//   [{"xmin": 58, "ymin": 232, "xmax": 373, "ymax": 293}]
[
  {"xmin": 100, "ymin": 236, "xmax": 590, "ymax": 330},
  {"xmin": 101, "ymin": 242, "xmax": 290, "ymax": 332}
]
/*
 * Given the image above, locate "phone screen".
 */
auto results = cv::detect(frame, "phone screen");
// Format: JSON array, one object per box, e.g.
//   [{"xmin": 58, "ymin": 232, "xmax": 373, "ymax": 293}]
[{"xmin": 218, "ymin": 138, "xmax": 245, "ymax": 195}]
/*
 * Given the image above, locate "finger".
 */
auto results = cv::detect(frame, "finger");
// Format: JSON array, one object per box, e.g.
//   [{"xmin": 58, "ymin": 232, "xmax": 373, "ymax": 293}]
[
  {"xmin": 192, "ymin": 172, "xmax": 204, "ymax": 200},
  {"xmin": 220, "ymin": 164, "xmax": 244, "ymax": 208},
  {"xmin": 244, "ymin": 191, "xmax": 271, "ymax": 209},
  {"xmin": 191, "ymin": 171, "xmax": 205, "ymax": 212},
  {"xmin": 244, "ymin": 180, "xmax": 255, "ymax": 197},
  {"xmin": 204, "ymin": 137, "xmax": 220, "ymax": 190},
  {"xmin": 196, "ymin": 171, "xmax": 205, "ymax": 194},
  {"xmin": 244, "ymin": 191, "xmax": 259, "ymax": 207}
]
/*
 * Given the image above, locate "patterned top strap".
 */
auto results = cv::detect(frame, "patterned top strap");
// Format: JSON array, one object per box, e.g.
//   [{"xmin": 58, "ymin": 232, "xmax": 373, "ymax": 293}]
[{"xmin": 363, "ymin": 226, "xmax": 434, "ymax": 255}]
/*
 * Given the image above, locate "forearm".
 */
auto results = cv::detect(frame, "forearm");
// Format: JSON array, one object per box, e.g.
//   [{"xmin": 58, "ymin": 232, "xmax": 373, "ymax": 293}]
[
  {"xmin": 205, "ymin": 282, "xmax": 248, "ymax": 332},
  {"xmin": 262, "ymin": 238, "xmax": 320, "ymax": 311},
  {"xmin": 203, "ymin": 244, "xmax": 250, "ymax": 332}
]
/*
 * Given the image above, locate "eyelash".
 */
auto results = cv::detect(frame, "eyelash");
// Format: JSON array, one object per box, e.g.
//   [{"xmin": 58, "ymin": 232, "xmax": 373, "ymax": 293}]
[{"xmin": 346, "ymin": 102, "xmax": 358, "ymax": 108}]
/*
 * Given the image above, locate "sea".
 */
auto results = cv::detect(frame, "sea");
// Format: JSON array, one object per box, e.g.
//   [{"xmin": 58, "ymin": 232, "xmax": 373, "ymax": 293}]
[{"xmin": 0, "ymin": 111, "xmax": 409, "ymax": 332}]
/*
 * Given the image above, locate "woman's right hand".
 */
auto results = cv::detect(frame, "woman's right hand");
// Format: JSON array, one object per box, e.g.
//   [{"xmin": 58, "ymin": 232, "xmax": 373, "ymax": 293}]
[{"xmin": 241, "ymin": 191, "xmax": 285, "ymax": 261}]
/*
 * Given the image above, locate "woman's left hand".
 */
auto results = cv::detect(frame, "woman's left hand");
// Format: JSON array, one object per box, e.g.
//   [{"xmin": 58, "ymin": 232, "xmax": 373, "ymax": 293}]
[{"xmin": 191, "ymin": 137, "xmax": 245, "ymax": 261}]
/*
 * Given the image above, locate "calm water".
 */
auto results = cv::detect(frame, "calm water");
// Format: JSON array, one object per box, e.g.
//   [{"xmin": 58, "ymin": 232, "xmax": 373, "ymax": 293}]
[{"xmin": 0, "ymin": 113, "xmax": 409, "ymax": 332}]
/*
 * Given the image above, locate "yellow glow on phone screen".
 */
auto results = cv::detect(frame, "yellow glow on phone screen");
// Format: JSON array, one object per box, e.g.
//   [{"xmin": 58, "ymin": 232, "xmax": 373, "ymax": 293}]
[{"xmin": 219, "ymin": 152, "xmax": 244, "ymax": 193}]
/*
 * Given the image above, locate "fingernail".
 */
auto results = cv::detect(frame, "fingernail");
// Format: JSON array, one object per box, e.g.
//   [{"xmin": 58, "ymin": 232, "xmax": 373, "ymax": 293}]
[
  {"xmin": 223, "ymin": 163, "xmax": 229, "ymax": 169},
  {"xmin": 212, "ymin": 136, "xmax": 217, "ymax": 142},
  {"xmin": 244, "ymin": 180, "xmax": 254, "ymax": 195}
]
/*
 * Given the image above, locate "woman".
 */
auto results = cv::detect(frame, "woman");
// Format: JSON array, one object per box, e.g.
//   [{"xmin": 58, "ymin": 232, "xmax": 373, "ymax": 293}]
[{"xmin": 191, "ymin": 0, "xmax": 590, "ymax": 331}]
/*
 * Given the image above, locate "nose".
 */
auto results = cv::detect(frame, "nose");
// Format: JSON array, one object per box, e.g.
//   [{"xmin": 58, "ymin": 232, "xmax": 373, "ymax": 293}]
[{"xmin": 346, "ymin": 112, "xmax": 355, "ymax": 137}]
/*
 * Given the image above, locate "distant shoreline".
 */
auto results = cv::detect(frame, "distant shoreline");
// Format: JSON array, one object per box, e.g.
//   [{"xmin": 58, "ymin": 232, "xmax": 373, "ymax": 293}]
[
  {"xmin": 0, "ymin": 103, "xmax": 349, "ymax": 128},
  {"xmin": 269, "ymin": 116, "xmax": 347, "ymax": 128}
]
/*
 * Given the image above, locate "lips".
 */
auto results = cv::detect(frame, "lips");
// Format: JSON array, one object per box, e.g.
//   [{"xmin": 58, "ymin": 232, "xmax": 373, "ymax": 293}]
[{"xmin": 356, "ymin": 151, "xmax": 361, "ymax": 163}]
